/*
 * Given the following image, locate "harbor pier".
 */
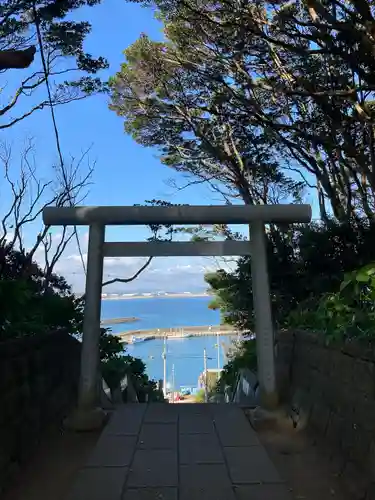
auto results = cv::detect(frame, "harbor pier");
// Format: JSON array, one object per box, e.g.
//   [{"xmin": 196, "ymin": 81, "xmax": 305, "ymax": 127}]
[{"xmin": 117, "ymin": 324, "xmax": 240, "ymax": 343}]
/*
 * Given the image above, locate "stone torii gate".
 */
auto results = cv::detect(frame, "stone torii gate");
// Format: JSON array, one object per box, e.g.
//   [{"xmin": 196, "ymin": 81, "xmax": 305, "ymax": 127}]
[{"xmin": 43, "ymin": 204, "xmax": 311, "ymax": 429}]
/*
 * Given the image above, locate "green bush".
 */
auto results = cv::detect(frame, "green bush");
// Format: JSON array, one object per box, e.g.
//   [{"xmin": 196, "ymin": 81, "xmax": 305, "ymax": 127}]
[
  {"xmin": 217, "ymin": 339, "xmax": 257, "ymax": 394},
  {"xmin": 100, "ymin": 332, "xmax": 164, "ymax": 401},
  {"xmin": 287, "ymin": 263, "xmax": 375, "ymax": 343},
  {"xmin": 0, "ymin": 244, "xmax": 83, "ymax": 340},
  {"xmin": 206, "ymin": 220, "xmax": 375, "ymax": 334},
  {"xmin": 194, "ymin": 389, "xmax": 206, "ymax": 403},
  {"xmin": 0, "ymin": 243, "xmax": 163, "ymax": 402}
]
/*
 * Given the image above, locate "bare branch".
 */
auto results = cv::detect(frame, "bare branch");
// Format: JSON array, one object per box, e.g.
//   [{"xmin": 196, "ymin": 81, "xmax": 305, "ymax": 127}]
[
  {"xmin": 42, "ymin": 226, "xmax": 75, "ymax": 289},
  {"xmin": 102, "ymin": 257, "xmax": 153, "ymax": 288},
  {"xmin": 0, "ymin": 140, "xmax": 94, "ymax": 274},
  {"xmin": 0, "ymin": 93, "xmax": 89, "ymax": 130},
  {"xmin": 0, "ymin": 39, "xmax": 103, "ymax": 130},
  {"xmin": 164, "ymin": 175, "xmax": 215, "ymax": 192},
  {"xmin": 100, "ymin": 201, "xmax": 179, "ymax": 290}
]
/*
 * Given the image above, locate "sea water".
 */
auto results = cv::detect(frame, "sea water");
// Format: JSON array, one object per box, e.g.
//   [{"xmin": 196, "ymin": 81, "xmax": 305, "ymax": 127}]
[
  {"xmin": 101, "ymin": 296, "xmax": 235, "ymax": 390},
  {"xmin": 101, "ymin": 296, "xmax": 220, "ymax": 334}
]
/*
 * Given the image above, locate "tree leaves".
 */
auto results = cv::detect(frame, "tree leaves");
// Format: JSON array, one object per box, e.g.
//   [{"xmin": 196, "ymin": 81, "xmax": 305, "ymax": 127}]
[
  {"xmin": 205, "ymin": 219, "xmax": 375, "ymax": 334},
  {"xmin": 0, "ymin": 244, "xmax": 84, "ymax": 340},
  {"xmin": 111, "ymin": 0, "xmax": 375, "ymax": 221},
  {"xmin": 0, "ymin": 0, "xmax": 108, "ymax": 129},
  {"xmin": 109, "ymin": 28, "xmax": 303, "ymax": 208}
]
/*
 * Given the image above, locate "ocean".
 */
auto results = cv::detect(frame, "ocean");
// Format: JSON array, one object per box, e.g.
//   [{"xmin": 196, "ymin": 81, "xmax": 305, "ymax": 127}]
[
  {"xmin": 101, "ymin": 296, "xmax": 220, "ymax": 334},
  {"xmin": 101, "ymin": 296, "xmax": 236, "ymax": 390}
]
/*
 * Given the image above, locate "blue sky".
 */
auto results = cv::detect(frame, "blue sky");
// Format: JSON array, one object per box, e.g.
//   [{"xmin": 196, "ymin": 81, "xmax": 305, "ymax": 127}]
[{"xmin": 0, "ymin": 0, "xmax": 319, "ymax": 293}]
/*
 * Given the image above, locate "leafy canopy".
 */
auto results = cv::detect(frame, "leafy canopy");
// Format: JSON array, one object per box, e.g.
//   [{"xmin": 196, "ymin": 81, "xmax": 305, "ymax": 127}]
[
  {"xmin": 0, "ymin": 0, "xmax": 109, "ymax": 129},
  {"xmin": 0, "ymin": 243, "xmax": 83, "ymax": 340},
  {"xmin": 206, "ymin": 219, "xmax": 375, "ymax": 333},
  {"xmin": 109, "ymin": 26, "xmax": 303, "ymax": 207},
  {"xmin": 111, "ymin": 0, "xmax": 375, "ymax": 221}
]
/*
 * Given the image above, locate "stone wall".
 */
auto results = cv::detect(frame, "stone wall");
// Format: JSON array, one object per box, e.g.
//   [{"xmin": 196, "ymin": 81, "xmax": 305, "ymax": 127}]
[
  {"xmin": 276, "ymin": 330, "xmax": 375, "ymax": 500},
  {"xmin": 0, "ymin": 331, "xmax": 81, "ymax": 494}
]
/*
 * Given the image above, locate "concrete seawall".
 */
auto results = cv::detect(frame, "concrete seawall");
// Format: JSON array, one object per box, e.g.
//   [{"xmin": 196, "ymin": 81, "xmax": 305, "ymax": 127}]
[{"xmin": 118, "ymin": 324, "xmax": 239, "ymax": 343}]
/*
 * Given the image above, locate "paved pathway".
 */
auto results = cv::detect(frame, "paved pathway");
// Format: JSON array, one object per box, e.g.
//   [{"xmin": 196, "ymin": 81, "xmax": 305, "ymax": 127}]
[{"xmin": 65, "ymin": 404, "xmax": 292, "ymax": 500}]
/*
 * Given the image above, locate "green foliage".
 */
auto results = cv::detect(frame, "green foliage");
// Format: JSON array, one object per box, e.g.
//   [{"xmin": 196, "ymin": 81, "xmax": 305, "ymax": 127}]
[
  {"xmin": 99, "ymin": 329, "xmax": 124, "ymax": 361},
  {"xmin": 194, "ymin": 389, "xmax": 206, "ymax": 403},
  {"xmin": 99, "ymin": 332, "xmax": 164, "ymax": 401},
  {"xmin": 101, "ymin": 356, "xmax": 128, "ymax": 390},
  {"xmin": 109, "ymin": 29, "xmax": 304, "ymax": 208},
  {"xmin": 0, "ymin": 0, "xmax": 109, "ymax": 130},
  {"xmin": 206, "ymin": 267, "xmax": 253, "ymax": 331},
  {"xmin": 0, "ymin": 243, "xmax": 163, "ymax": 402},
  {"xmin": 206, "ymin": 219, "xmax": 375, "ymax": 333},
  {"xmin": 110, "ymin": 0, "xmax": 375, "ymax": 359},
  {"xmin": 198, "ymin": 370, "xmax": 220, "ymax": 395},
  {"xmin": 142, "ymin": 199, "xmax": 187, "ymax": 242},
  {"xmin": 110, "ymin": 0, "xmax": 375, "ymax": 221},
  {"xmin": 217, "ymin": 339, "xmax": 257, "ymax": 394},
  {"xmin": 287, "ymin": 263, "xmax": 375, "ymax": 343},
  {"xmin": 0, "ymin": 244, "xmax": 83, "ymax": 340},
  {"xmin": 122, "ymin": 355, "xmax": 146, "ymax": 376},
  {"xmin": 1, "ymin": 0, "xmax": 107, "ymax": 76},
  {"xmin": 204, "ymin": 218, "xmax": 375, "ymax": 346},
  {"xmin": 134, "ymin": 374, "xmax": 165, "ymax": 402}
]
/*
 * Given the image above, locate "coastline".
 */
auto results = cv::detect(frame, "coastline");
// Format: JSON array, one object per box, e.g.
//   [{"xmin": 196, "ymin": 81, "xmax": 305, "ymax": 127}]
[{"xmin": 101, "ymin": 293, "xmax": 211, "ymax": 301}]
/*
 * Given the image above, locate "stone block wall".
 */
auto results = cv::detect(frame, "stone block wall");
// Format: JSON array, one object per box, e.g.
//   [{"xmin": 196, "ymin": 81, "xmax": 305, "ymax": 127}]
[
  {"xmin": 276, "ymin": 330, "xmax": 375, "ymax": 500},
  {"xmin": 0, "ymin": 331, "xmax": 81, "ymax": 494}
]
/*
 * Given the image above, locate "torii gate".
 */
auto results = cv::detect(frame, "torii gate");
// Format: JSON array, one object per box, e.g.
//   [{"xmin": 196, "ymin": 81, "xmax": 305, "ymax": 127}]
[{"xmin": 43, "ymin": 204, "xmax": 311, "ymax": 429}]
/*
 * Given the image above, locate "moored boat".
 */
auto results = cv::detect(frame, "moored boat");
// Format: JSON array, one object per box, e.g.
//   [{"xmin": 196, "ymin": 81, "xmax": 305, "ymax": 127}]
[{"xmin": 131, "ymin": 336, "xmax": 144, "ymax": 344}]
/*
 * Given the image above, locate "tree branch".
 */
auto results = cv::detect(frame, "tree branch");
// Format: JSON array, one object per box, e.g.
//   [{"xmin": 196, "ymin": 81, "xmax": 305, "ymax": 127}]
[{"xmin": 102, "ymin": 257, "xmax": 153, "ymax": 288}]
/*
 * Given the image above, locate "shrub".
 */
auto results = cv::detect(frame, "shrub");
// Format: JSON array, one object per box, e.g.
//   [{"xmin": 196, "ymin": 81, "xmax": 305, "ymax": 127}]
[
  {"xmin": 206, "ymin": 219, "xmax": 375, "ymax": 333},
  {"xmin": 217, "ymin": 338, "xmax": 257, "ymax": 394},
  {"xmin": 0, "ymin": 245, "xmax": 83, "ymax": 340},
  {"xmin": 287, "ymin": 263, "xmax": 375, "ymax": 343},
  {"xmin": 194, "ymin": 389, "xmax": 206, "ymax": 403}
]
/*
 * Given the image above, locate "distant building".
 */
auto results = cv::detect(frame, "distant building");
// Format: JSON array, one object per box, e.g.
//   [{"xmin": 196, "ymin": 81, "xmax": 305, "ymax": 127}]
[{"xmin": 198, "ymin": 369, "xmax": 223, "ymax": 392}]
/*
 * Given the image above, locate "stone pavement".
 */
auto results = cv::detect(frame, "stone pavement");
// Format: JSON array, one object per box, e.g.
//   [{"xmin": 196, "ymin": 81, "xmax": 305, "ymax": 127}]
[{"xmin": 65, "ymin": 403, "xmax": 292, "ymax": 500}]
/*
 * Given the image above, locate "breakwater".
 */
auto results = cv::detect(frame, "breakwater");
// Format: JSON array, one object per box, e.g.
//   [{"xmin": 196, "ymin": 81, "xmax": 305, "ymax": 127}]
[
  {"xmin": 118, "ymin": 324, "xmax": 239, "ymax": 343},
  {"xmin": 101, "ymin": 316, "xmax": 139, "ymax": 326}
]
